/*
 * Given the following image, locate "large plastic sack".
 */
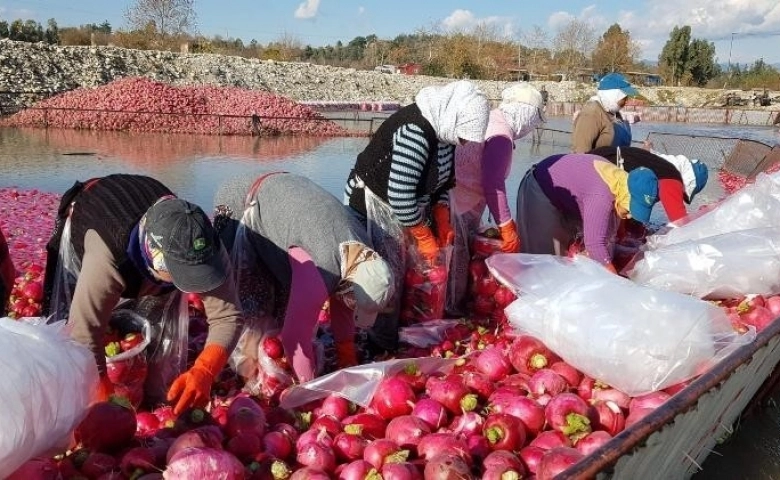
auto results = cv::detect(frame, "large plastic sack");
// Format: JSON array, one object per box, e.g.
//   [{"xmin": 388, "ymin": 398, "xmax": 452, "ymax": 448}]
[
  {"xmin": 487, "ymin": 253, "xmax": 755, "ymax": 396},
  {"xmin": 401, "ymin": 245, "xmax": 452, "ymax": 324},
  {"xmin": 134, "ymin": 291, "xmax": 189, "ymax": 407},
  {"xmin": 647, "ymin": 171, "xmax": 780, "ymax": 249},
  {"xmin": 0, "ymin": 317, "xmax": 99, "ymax": 478},
  {"xmin": 105, "ymin": 309, "xmax": 152, "ymax": 408},
  {"xmin": 279, "ymin": 356, "xmax": 458, "ymax": 409},
  {"xmin": 627, "ymin": 227, "xmax": 780, "ymax": 299}
]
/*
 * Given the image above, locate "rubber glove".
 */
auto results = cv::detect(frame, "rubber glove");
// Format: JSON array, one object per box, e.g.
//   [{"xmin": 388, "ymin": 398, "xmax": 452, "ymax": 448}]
[
  {"xmin": 498, "ymin": 220, "xmax": 521, "ymax": 253},
  {"xmin": 408, "ymin": 224, "xmax": 439, "ymax": 261},
  {"xmin": 167, "ymin": 344, "xmax": 229, "ymax": 414},
  {"xmin": 431, "ymin": 204, "xmax": 455, "ymax": 246},
  {"xmin": 96, "ymin": 375, "xmax": 115, "ymax": 403},
  {"xmin": 335, "ymin": 341, "xmax": 359, "ymax": 369}
]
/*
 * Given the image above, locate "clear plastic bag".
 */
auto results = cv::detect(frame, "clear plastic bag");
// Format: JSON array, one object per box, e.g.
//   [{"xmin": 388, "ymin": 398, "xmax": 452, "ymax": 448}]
[
  {"xmin": 105, "ymin": 309, "xmax": 152, "ymax": 408},
  {"xmin": 279, "ymin": 356, "xmax": 459, "ymax": 409},
  {"xmin": 364, "ymin": 185, "xmax": 406, "ymax": 317},
  {"xmin": 135, "ymin": 291, "xmax": 189, "ymax": 407},
  {"xmin": 487, "ymin": 253, "xmax": 755, "ymax": 396},
  {"xmin": 627, "ymin": 227, "xmax": 780, "ymax": 299},
  {"xmin": 401, "ymin": 245, "xmax": 452, "ymax": 324},
  {"xmin": 0, "ymin": 317, "xmax": 99, "ymax": 478},
  {"xmin": 399, "ymin": 319, "xmax": 464, "ymax": 347},
  {"xmin": 647, "ymin": 172, "xmax": 780, "ymax": 249}
]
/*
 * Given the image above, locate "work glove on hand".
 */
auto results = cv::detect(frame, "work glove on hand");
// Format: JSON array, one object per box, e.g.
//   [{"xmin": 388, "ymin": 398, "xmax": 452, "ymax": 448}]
[
  {"xmin": 335, "ymin": 340, "xmax": 359, "ymax": 369},
  {"xmin": 96, "ymin": 375, "xmax": 115, "ymax": 403},
  {"xmin": 167, "ymin": 344, "xmax": 228, "ymax": 415},
  {"xmin": 408, "ymin": 224, "xmax": 440, "ymax": 262},
  {"xmin": 498, "ymin": 220, "xmax": 521, "ymax": 253},
  {"xmin": 432, "ymin": 204, "xmax": 455, "ymax": 247}
]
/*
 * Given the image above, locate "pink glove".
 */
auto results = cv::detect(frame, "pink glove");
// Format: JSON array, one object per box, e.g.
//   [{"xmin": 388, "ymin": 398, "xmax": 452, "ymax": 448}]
[{"xmin": 280, "ymin": 246, "xmax": 329, "ymax": 383}]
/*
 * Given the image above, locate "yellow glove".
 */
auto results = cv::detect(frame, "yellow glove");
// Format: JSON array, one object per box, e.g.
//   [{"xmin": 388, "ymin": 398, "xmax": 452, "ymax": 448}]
[
  {"xmin": 167, "ymin": 344, "xmax": 228, "ymax": 414},
  {"xmin": 432, "ymin": 204, "xmax": 455, "ymax": 246},
  {"xmin": 498, "ymin": 220, "xmax": 521, "ymax": 253},
  {"xmin": 408, "ymin": 224, "xmax": 440, "ymax": 262}
]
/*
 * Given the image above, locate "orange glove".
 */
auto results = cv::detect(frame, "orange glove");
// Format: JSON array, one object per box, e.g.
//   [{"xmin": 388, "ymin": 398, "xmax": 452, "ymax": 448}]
[
  {"xmin": 167, "ymin": 344, "xmax": 229, "ymax": 414},
  {"xmin": 408, "ymin": 224, "xmax": 439, "ymax": 261},
  {"xmin": 95, "ymin": 375, "xmax": 115, "ymax": 403},
  {"xmin": 335, "ymin": 341, "xmax": 359, "ymax": 369},
  {"xmin": 432, "ymin": 204, "xmax": 455, "ymax": 246},
  {"xmin": 498, "ymin": 220, "xmax": 521, "ymax": 253}
]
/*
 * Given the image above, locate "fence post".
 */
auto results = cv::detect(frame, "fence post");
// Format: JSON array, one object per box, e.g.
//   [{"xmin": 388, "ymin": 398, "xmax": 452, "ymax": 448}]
[
  {"xmin": 218, "ymin": 115, "xmax": 222, "ymax": 136},
  {"xmin": 44, "ymin": 108, "xmax": 48, "ymax": 129}
]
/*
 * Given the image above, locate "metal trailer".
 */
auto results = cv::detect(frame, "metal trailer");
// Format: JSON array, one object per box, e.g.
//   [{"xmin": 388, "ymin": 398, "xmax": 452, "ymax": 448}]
[{"xmin": 559, "ymin": 319, "xmax": 780, "ymax": 479}]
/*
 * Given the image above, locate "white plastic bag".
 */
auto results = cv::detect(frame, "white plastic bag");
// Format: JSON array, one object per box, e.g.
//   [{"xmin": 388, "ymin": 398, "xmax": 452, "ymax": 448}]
[
  {"xmin": 487, "ymin": 253, "xmax": 755, "ymax": 396},
  {"xmin": 279, "ymin": 357, "xmax": 458, "ymax": 409},
  {"xmin": 647, "ymin": 172, "xmax": 780, "ymax": 249},
  {"xmin": 627, "ymin": 227, "xmax": 780, "ymax": 299},
  {"xmin": 0, "ymin": 317, "xmax": 99, "ymax": 478}
]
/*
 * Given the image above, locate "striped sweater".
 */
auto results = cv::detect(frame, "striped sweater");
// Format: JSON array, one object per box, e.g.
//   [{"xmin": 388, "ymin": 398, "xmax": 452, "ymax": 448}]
[{"xmin": 345, "ymin": 103, "xmax": 455, "ymax": 226}]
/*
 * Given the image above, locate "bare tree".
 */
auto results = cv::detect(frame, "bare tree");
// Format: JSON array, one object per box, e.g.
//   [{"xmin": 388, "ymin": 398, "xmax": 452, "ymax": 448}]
[
  {"xmin": 522, "ymin": 25, "xmax": 550, "ymax": 75},
  {"xmin": 124, "ymin": 0, "xmax": 197, "ymax": 38},
  {"xmin": 552, "ymin": 19, "xmax": 596, "ymax": 77}
]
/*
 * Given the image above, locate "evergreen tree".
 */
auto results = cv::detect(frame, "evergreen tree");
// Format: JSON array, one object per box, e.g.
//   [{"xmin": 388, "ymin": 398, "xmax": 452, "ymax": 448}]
[{"xmin": 659, "ymin": 25, "xmax": 691, "ymax": 86}]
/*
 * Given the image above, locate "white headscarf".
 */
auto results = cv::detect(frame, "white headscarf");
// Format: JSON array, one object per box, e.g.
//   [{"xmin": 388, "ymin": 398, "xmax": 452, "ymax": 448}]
[
  {"xmin": 595, "ymin": 89, "xmax": 627, "ymax": 114},
  {"xmin": 499, "ymin": 103, "xmax": 543, "ymax": 140},
  {"xmin": 415, "ymin": 80, "xmax": 490, "ymax": 145}
]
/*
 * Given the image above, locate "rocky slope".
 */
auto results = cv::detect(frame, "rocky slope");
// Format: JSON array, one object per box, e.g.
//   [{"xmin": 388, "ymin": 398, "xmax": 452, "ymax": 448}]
[{"xmin": 0, "ymin": 39, "xmax": 776, "ymax": 111}]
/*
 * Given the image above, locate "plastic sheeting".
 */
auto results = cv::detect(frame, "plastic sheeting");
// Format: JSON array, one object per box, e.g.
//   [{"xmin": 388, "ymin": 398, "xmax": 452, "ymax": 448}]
[{"xmin": 487, "ymin": 253, "xmax": 755, "ymax": 396}]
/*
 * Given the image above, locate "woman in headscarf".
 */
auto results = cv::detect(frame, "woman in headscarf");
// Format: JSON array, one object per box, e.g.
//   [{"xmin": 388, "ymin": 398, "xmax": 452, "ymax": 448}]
[
  {"xmin": 516, "ymin": 153, "xmax": 660, "ymax": 272},
  {"xmin": 215, "ymin": 172, "xmax": 395, "ymax": 385},
  {"xmin": 572, "ymin": 73, "xmax": 638, "ymax": 153},
  {"xmin": 448, "ymin": 82, "xmax": 546, "ymax": 313},
  {"xmin": 588, "ymin": 146, "xmax": 709, "ymax": 223},
  {"xmin": 343, "ymin": 80, "xmax": 490, "ymax": 354}
]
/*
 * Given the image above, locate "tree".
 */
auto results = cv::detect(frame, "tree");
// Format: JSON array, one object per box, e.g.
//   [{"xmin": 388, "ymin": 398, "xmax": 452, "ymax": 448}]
[
  {"xmin": 552, "ymin": 19, "xmax": 596, "ymax": 77},
  {"xmin": 124, "ymin": 0, "xmax": 197, "ymax": 38},
  {"xmin": 0, "ymin": 21, "xmax": 9, "ymax": 39},
  {"xmin": 658, "ymin": 25, "xmax": 691, "ymax": 86},
  {"xmin": 522, "ymin": 25, "xmax": 551, "ymax": 76},
  {"xmin": 45, "ymin": 18, "xmax": 59, "ymax": 44},
  {"xmin": 591, "ymin": 24, "xmax": 639, "ymax": 74},
  {"xmin": 687, "ymin": 38, "xmax": 719, "ymax": 86}
]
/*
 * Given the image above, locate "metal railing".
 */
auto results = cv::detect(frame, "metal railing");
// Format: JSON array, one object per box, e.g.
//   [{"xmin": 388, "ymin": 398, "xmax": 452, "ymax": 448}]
[{"xmin": 532, "ymin": 127, "xmax": 778, "ymax": 178}]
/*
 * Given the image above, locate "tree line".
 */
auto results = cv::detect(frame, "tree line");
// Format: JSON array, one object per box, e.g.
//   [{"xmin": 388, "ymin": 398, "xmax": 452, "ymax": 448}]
[{"xmin": 1, "ymin": 0, "xmax": 777, "ymax": 91}]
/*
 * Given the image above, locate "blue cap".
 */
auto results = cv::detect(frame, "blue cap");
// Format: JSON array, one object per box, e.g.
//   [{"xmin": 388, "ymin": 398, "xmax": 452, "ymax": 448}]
[
  {"xmin": 598, "ymin": 73, "xmax": 638, "ymax": 97},
  {"xmin": 691, "ymin": 160, "xmax": 709, "ymax": 197},
  {"xmin": 627, "ymin": 167, "xmax": 659, "ymax": 224}
]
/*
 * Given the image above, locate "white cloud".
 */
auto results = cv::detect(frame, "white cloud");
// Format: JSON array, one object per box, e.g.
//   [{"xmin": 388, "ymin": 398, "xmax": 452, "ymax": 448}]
[
  {"xmin": 617, "ymin": 0, "xmax": 780, "ymax": 59},
  {"xmin": 358, "ymin": 6, "xmax": 365, "ymax": 15},
  {"xmin": 441, "ymin": 9, "xmax": 515, "ymax": 38},
  {"xmin": 294, "ymin": 0, "xmax": 321, "ymax": 20}
]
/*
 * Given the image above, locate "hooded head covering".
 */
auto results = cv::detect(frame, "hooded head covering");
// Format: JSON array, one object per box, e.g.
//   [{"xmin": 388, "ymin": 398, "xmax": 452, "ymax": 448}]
[
  {"xmin": 627, "ymin": 167, "xmax": 660, "ymax": 224},
  {"xmin": 596, "ymin": 73, "xmax": 638, "ymax": 114},
  {"xmin": 415, "ymin": 80, "xmax": 490, "ymax": 145},
  {"xmin": 351, "ymin": 257, "xmax": 395, "ymax": 328},
  {"xmin": 498, "ymin": 82, "xmax": 546, "ymax": 139},
  {"xmin": 652, "ymin": 153, "xmax": 710, "ymax": 203}
]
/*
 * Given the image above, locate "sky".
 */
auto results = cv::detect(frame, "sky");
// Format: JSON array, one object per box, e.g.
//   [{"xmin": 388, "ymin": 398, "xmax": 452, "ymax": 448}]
[{"xmin": 1, "ymin": 0, "xmax": 779, "ymax": 65}]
